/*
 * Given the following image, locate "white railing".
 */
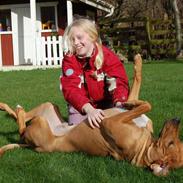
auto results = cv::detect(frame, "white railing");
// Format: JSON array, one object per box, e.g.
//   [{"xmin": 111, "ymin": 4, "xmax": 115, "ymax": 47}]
[{"xmin": 36, "ymin": 36, "xmax": 63, "ymax": 66}]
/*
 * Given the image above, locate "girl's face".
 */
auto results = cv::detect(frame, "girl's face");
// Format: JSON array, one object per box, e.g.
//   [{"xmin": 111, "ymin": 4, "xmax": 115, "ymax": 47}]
[{"xmin": 71, "ymin": 26, "xmax": 95, "ymax": 57}]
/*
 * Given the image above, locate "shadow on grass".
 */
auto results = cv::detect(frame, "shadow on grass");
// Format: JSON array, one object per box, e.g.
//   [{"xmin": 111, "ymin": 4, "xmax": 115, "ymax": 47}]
[{"xmin": 0, "ymin": 130, "xmax": 19, "ymax": 143}]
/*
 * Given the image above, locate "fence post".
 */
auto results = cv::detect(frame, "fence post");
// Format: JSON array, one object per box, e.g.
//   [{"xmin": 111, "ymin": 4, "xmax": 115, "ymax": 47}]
[
  {"xmin": 145, "ymin": 17, "xmax": 151, "ymax": 57},
  {"xmin": 41, "ymin": 37, "xmax": 46, "ymax": 65},
  {"xmin": 36, "ymin": 36, "xmax": 41, "ymax": 66},
  {"xmin": 59, "ymin": 36, "xmax": 63, "ymax": 67},
  {"xmin": 52, "ymin": 36, "xmax": 57, "ymax": 65},
  {"xmin": 47, "ymin": 36, "xmax": 52, "ymax": 65}
]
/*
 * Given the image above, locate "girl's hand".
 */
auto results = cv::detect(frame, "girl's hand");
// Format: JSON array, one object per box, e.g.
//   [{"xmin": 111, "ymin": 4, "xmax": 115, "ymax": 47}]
[{"xmin": 82, "ymin": 103, "xmax": 105, "ymax": 129}]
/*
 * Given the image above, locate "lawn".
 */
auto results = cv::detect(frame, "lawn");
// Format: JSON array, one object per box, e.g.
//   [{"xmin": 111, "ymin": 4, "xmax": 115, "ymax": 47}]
[{"xmin": 0, "ymin": 60, "xmax": 183, "ymax": 183}]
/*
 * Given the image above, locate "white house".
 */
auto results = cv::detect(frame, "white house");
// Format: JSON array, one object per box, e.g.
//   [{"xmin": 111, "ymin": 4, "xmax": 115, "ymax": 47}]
[{"xmin": 0, "ymin": 0, "xmax": 114, "ymax": 69}]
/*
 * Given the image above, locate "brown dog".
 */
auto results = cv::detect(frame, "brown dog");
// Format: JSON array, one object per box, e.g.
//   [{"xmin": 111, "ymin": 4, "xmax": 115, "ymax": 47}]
[{"xmin": 0, "ymin": 54, "xmax": 182, "ymax": 176}]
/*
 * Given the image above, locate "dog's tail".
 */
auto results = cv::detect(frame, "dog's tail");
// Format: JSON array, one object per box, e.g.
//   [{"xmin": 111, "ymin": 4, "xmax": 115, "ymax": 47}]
[{"xmin": 0, "ymin": 144, "xmax": 29, "ymax": 156}]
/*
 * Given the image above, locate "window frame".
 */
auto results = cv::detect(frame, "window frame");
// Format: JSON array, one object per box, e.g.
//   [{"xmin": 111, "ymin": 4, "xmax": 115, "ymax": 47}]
[
  {"xmin": 39, "ymin": 2, "xmax": 58, "ymax": 33},
  {"xmin": 0, "ymin": 8, "xmax": 12, "ymax": 34}
]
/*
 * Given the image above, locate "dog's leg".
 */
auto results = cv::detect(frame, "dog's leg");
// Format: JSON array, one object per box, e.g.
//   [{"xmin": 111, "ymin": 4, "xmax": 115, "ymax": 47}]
[
  {"xmin": 0, "ymin": 102, "xmax": 17, "ymax": 119},
  {"xmin": 104, "ymin": 101, "xmax": 151, "ymax": 126},
  {"xmin": 0, "ymin": 144, "xmax": 29, "ymax": 156},
  {"xmin": 127, "ymin": 54, "xmax": 142, "ymax": 102},
  {"xmin": 15, "ymin": 106, "xmax": 57, "ymax": 152},
  {"xmin": 16, "ymin": 106, "xmax": 27, "ymax": 135},
  {"xmin": 23, "ymin": 102, "xmax": 64, "ymax": 123},
  {"xmin": 1, "ymin": 102, "xmax": 73, "ymax": 136},
  {"xmin": 24, "ymin": 102, "xmax": 74, "ymax": 136},
  {"xmin": 0, "ymin": 116, "xmax": 58, "ymax": 154},
  {"xmin": 23, "ymin": 116, "xmax": 56, "ymax": 152},
  {"xmin": 123, "ymin": 54, "xmax": 153, "ymax": 133},
  {"xmin": 0, "ymin": 102, "xmax": 63, "ymax": 136},
  {"xmin": 23, "ymin": 115, "xmax": 76, "ymax": 153},
  {"xmin": 0, "ymin": 102, "xmax": 65, "ymax": 124}
]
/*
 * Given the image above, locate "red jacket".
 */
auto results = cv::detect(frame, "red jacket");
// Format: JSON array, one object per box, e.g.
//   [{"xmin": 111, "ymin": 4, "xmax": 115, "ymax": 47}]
[{"xmin": 60, "ymin": 45, "xmax": 129, "ymax": 113}]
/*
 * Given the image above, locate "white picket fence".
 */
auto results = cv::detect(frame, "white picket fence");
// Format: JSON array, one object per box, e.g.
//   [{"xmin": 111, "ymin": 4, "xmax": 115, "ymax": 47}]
[{"xmin": 36, "ymin": 36, "xmax": 63, "ymax": 66}]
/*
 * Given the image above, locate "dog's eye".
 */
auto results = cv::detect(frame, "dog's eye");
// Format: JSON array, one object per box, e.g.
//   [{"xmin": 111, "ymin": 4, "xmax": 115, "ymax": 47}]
[{"xmin": 167, "ymin": 141, "xmax": 174, "ymax": 148}]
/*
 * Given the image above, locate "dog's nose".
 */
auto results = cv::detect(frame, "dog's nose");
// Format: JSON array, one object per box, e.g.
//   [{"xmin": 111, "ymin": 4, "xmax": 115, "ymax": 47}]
[{"xmin": 172, "ymin": 117, "xmax": 181, "ymax": 125}]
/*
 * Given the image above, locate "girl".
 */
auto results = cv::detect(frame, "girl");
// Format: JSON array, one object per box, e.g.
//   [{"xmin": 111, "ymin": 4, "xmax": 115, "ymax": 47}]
[{"xmin": 60, "ymin": 18, "xmax": 129, "ymax": 128}]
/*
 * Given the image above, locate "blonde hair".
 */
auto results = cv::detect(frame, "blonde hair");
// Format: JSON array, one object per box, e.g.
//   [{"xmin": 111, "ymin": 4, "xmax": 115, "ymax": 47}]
[{"xmin": 63, "ymin": 18, "xmax": 103, "ymax": 70}]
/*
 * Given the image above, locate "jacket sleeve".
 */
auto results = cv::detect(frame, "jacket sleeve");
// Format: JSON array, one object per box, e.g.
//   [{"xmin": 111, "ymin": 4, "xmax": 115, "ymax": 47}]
[
  {"xmin": 60, "ymin": 56, "xmax": 90, "ymax": 112},
  {"xmin": 103, "ymin": 47, "xmax": 129, "ymax": 104}
]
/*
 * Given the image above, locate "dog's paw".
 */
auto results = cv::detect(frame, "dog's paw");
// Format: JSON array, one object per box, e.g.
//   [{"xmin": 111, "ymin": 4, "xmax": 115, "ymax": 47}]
[
  {"xmin": 16, "ymin": 104, "xmax": 23, "ymax": 109},
  {"xmin": 15, "ymin": 104, "xmax": 25, "ymax": 116},
  {"xmin": 0, "ymin": 102, "xmax": 6, "ymax": 111},
  {"xmin": 134, "ymin": 54, "xmax": 142, "ymax": 74},
  {"xmin": 0, "ymin": 148, "xmax": 4, "ymax": 157},
  {"xmin": 134, "ymin": 54, "xmax": 142, "ymax": 63}
]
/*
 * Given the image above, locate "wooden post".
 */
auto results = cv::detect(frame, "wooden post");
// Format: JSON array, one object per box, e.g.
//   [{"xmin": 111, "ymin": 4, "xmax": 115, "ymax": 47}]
[
  {"xmin": 30, "ymin": 0, "xmax": 37, "ymax": 65},
  {"xmin": 145, "ymin": 17, "xmax": 151, "ymax": 57},
  {"xmin": 67, "ymin": 0, "xmax": 73, "ymax": 25}
]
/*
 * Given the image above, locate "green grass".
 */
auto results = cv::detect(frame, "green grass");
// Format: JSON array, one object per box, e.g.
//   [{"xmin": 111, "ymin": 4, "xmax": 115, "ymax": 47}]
[{"xmin": 0, "ymin": 61, "xmax": 183, "ymax": 183}]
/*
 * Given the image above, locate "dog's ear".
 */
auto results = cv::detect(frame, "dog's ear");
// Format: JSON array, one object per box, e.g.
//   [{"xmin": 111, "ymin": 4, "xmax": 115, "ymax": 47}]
[{"xmin": 158, "ymin": 118, "xmax": 181, "ymax": 148}]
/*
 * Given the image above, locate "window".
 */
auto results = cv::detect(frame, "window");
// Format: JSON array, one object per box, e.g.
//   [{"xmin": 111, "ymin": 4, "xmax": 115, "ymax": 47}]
[
  {"xmin": 0, "ymin": 9, "xmax": 12, "ymax": 31},
  {"xmin": 41, "ymin": 6, "xmax": 56, "ymax": 30}
]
